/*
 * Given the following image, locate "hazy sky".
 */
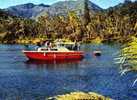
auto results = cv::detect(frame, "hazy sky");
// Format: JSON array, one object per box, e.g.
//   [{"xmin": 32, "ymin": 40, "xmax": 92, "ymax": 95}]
[{"xmin": 0, "ymin": 0, "xmax": 135, "ymax": 9}]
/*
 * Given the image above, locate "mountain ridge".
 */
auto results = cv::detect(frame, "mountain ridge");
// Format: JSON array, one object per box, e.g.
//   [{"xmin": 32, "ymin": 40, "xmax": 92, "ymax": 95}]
[{"xmin": 4, "ymin": 0, "xmax": 102, "ymax": 19}]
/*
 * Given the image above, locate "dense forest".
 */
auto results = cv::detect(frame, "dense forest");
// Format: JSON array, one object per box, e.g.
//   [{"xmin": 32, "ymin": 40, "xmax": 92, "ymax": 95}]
[{"xmin": 0, "ymin": 0, "xmax": 137, "ymax": 44}]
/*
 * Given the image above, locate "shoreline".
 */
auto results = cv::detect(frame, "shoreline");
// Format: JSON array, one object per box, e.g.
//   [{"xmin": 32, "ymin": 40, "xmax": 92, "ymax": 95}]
[{"xmin": 0, "ymin": 37, "xmax": 105, "ymax": 45}]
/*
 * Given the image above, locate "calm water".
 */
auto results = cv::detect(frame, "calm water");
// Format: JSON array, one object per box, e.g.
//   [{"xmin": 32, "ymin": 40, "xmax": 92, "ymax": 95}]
[{"xmin": 0, "ymin": 44, "xmax": 137, "ymax": 100}]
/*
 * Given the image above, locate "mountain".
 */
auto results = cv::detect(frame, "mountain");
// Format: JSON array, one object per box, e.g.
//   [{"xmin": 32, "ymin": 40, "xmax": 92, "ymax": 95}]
[
  {"xmin": 0, "ymin": 9, "xmax": 15, "ymax": 19},
  {"xmin": 4, "ymin": 3, "xmax": 50, "ymax": 18},
  {"xmin": 107, "ymin": 1, "xmax": 137, "ymax": 16},
  {"xmin": 4, "ymin": 0, "xmax": 102, "ymax": 19}
]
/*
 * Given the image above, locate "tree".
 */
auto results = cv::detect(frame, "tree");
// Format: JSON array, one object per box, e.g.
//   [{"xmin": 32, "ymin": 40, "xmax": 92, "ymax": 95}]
[{"xmin": 83, "ymin": 0, "xmax": 90, "ymax": 26}]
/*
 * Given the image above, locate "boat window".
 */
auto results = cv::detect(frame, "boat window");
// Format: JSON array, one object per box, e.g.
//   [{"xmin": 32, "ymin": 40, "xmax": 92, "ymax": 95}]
[
  {"xmin": 41, "ymin": 49, "xmax": 48, "ymax": 51},
  {"xmin": 50, "ymin": 49, "xmax": 58, "ymax": 51}
]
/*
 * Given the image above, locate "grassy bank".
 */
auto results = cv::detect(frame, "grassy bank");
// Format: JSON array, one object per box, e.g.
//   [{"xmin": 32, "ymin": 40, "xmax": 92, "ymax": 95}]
[{"xmin": 120, "ymin": 37, "xmax": 137, "ymax": 71}]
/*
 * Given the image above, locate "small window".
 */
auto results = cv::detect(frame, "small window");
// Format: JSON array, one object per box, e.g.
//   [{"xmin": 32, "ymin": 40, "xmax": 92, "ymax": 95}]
[
  {"xmin": 41, "ymin": 49, "xmax": 48, "ymax": 51},
  {"xmin": 50, "ymin": 49, "xmax": 58, "ymax": 51}
]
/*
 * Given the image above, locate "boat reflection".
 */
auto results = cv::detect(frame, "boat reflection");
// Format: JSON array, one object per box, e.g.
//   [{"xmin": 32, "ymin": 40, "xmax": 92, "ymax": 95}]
[
  {"xmin": 25, "ymin": 59, "xmax": 83, "ymax": 65},
  {"xmin": 25, "ymin": 59, "xmax": 82, "ymax": 69}
]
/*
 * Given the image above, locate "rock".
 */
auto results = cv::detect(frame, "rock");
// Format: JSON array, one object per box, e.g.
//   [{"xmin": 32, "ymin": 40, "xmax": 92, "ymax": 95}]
[{"xmin": 48, "ymin": 91, "xmax": 111, "ymax": 100}]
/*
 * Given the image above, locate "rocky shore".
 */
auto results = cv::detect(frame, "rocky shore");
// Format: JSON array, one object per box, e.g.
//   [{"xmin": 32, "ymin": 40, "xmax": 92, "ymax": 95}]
[{"xmin": 48, "ymin": 92, "xmax": 111, "ymax": 100}]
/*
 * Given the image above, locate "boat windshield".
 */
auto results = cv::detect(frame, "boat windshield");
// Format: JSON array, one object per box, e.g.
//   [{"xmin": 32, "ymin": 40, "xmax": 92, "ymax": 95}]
[
  {"xmin": 38, "ymin": 47, "xmax": 59, "ymax": 51},
  {"xmin": 56, "ymin": 42, "xmax": 75, "ymax": 50}
]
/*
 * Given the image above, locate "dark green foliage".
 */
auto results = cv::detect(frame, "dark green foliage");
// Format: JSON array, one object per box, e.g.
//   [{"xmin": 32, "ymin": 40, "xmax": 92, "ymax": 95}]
[{"xmin": 0, "ymin": 9, "xmax": 39, "ymax": 43}]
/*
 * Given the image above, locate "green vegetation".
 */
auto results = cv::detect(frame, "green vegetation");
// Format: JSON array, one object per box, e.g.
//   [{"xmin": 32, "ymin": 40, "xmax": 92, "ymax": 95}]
[
  {"xmin": 0, "ymin": 10, "xmax": 39, "ymax": 44},
  {"xmin": 118, "ymin": 37, "xmax": 137, "ymax": 71},
  {"xmin": 0, "ymin": 1, "xmax": 137, "ymax": 44},
  {"xmin": 116, "ymin": 36, "xmax": 137, "ymax": 86}
]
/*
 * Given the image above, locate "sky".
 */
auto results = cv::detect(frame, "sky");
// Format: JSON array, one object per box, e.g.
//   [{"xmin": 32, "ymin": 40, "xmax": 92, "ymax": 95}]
[{"xmin": 0, "ymin": 0, "xmax": 135, "ymax": 9}]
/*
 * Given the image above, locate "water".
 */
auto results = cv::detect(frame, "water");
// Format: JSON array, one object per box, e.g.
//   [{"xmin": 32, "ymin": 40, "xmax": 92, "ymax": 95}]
[{"xmin": 0, "ymin": 44, "xmax": 137, "ymax": 100}]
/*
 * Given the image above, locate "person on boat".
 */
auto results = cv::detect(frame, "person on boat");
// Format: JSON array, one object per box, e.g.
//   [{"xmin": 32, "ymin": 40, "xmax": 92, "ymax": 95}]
[
  {"xmin": 73, "ymin": 41, "xmax": 80, "ymax": 51},
  {"xmin": 44, "ymin": 40, "xmax": 52, "ymax": 50},
  {"xmin": 44, "ymin": 40, "xmax": 48, "ymax": 47},
  {"xmin": 77, "ymin": 42, "xmax": 80, "ymax": 50}
]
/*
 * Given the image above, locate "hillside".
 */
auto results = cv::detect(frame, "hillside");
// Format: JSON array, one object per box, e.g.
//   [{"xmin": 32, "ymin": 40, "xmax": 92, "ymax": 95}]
[
  {"xmin": 93, "ymin": 0, "xmax": 137, "ymax": 43},
  {"xmin": 5, "ymin": 0, "xmax": 102, "ymax": 19},
  {"xmin": 0, "ymin": 9, "xmax": 15, "ymax": 39},
  {"xmin": 0, "ymin": 0, "xmax": 136, "ymax": 44},
  {"xmin": 0, "ymin": 9, "xmax": 38, "ymax": 43},
  {"xmin": 4, "ymin": 3, "xmax": 50, "ymax": 18}
]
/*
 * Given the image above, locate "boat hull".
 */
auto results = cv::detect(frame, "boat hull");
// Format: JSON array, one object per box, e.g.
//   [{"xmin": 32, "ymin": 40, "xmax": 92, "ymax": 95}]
[{"xmin": 23, "ymin": 51, "xmax": 84, "ymax": 60}]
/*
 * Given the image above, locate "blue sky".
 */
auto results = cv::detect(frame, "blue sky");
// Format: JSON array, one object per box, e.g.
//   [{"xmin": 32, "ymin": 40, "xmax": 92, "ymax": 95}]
[{"xmin": 0, "ymin": 0, "xmax": 135, "ymax": 9}]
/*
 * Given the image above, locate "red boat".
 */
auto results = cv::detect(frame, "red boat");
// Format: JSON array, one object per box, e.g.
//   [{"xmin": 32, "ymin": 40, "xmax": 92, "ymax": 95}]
[{"xmin": 22, "ymin": 46, "xmax": 84, "ymax": 60}]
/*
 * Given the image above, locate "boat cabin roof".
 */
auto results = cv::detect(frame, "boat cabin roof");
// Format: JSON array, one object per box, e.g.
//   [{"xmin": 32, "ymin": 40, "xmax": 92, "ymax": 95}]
[{"xmin": 56, "ymin": 41, "xmax": 75, "ymax": 46}]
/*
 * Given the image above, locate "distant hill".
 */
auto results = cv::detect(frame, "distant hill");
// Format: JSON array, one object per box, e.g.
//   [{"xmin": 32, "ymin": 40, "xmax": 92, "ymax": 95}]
[
  {"xmin": 107, "ymin": 1, "xmax": 137, "ymax": 16},
  {"xmin": 4, "ymin": 3, "xmax": 50, "ymax": 18},
  {"xmin": 0, "ymin": 9, "xmax": 14, "ymax": 19},
  {"xmin": 4, "ymin": 0, "xmax": 102, "ymax": 19}
]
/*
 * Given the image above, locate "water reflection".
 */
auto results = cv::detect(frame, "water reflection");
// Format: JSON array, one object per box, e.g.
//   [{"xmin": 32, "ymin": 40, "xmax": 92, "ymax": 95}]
[
  {"xmin": 25, "ymin": 59, "xmax": 83, "ymax": 69},
  {"xmin": 26, "ymin": 59, "xmax": 82, "ymax": 65}
]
